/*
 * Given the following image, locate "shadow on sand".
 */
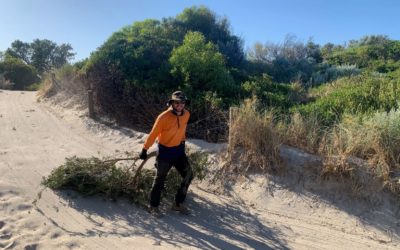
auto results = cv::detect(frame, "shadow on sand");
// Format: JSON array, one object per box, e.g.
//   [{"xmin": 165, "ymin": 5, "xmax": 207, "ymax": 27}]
[
  {"xmin": 49, "ymin": 189, "xmax": 289, "ymax": 250},
  {"xmin": 266, "ymin": 145, "xmax": 400, "ymax": 241}
]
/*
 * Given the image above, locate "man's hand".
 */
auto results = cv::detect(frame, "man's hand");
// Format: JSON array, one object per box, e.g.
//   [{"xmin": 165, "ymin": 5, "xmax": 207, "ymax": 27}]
[{"xmin": 139, "ymin": 149, "xmax": 147, "ymax": 160}]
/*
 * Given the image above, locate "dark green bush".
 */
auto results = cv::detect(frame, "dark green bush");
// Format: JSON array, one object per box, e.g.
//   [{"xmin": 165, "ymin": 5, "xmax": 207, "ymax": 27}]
[{"xmin": 0, "ymin": 56, "xmax": 39, "ymax": 90}]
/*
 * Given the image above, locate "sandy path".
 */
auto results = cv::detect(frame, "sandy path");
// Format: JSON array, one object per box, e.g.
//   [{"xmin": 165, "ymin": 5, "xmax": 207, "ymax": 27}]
[{"xmin": 0, "ymin": 90, "xmax": 399, "ymax": 249}]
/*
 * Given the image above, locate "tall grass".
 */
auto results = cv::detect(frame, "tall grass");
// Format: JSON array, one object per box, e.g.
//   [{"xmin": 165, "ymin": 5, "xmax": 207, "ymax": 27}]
[
  {"xmin": 38, "ymin": 65, "xmax": 87, "ymax": 100},
  {"xmin": 277, "ymin": 108, "xmax": 400, "ymax": 194},
  {"xmin": 278, "ymin": 111, "xmax": 327, "ymax": 153},
  {"xmin": 229, "ymin": 99, "xmax": 281, "ymax": 173},
  {"xmin": 229, "ymin": 94, "xmax": 400, "ymax": 195},
  {"xmin": 332, "ymin": 110, "xmax": 400, "ymax": 190}
]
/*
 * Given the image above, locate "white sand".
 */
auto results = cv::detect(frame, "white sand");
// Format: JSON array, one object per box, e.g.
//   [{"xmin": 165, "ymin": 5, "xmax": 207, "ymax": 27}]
[{"xmin": 0, "ymin": 90, "xmax": 399, "ymax": 249}]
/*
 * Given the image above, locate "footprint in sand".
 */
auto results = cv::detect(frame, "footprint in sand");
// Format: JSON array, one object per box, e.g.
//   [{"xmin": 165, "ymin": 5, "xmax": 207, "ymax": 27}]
[
  {"xmin": 0, "ymin": 221, "xmax": 14, "ymax": 249},
  {"xmin": 17, "ymin": 204, "xmax": 32, "ymax": 211},
  {"xmin": 50, "ymin": 231, "xmax": 61, "ymax": 239},
  {"xmin": 66, "ymin": 242, "xmax": 80, "ymax": 249},
  {"xmin": 0, "ymin": 241, "xmax": 15, "ymax": 249},
  {"xmin": 0, "ymin": 230, "xmax": 12, "ymax": 240},
  {"xmin": 24, "ymin": 243, "xmax": 38, "ymax": 250}
]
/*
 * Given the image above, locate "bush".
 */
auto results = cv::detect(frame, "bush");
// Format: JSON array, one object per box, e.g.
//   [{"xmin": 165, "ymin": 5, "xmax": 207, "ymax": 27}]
[
  {"xmin": 241, "ymin": 74, "xmax": 307, "ymax": 111},
  {"xmin": 0, "ymin": 56, "xmax": 39, "ymax": 90},
  {"xmin": 310, "ymin": 64, "xmax": 361, "ymax": 86},
  {"xmin": 79, "ymin": 7, "xmax": 246, "ymax": 142},
  {"xmin": 170, "ymin": 31, "xmax": 237, "ymax": 101},
  {"xmin": 297, "ymin": 74, "xmax": 400, "ymax": 126},
  {"xmin": 25, "ymin": 82, "xmax": 41, "ymax": 91}
]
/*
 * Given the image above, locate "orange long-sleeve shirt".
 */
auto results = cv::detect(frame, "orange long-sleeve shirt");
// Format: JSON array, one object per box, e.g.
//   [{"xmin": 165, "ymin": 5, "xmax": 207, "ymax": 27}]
[{"xmin": 143, "ymin": 108, "xmax": 190, "ymax": 150}]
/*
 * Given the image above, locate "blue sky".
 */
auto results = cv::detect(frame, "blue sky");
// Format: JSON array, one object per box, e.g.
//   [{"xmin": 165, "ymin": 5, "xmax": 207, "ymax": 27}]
[{"xmin": 1, "ymin": 0, "xmax": 399, "ymax": 62}]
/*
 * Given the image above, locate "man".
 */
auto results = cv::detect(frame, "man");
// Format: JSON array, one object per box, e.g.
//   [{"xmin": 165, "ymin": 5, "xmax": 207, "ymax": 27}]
[{"xmin": 139, "ymin": 91, "xmax": 193, "ymax": 216}]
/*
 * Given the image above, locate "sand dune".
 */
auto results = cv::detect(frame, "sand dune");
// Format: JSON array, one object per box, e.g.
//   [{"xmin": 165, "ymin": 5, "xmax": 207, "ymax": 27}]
[{"xmin": 0, "ymin": 90, "xmax": 399, "ymax": 249}]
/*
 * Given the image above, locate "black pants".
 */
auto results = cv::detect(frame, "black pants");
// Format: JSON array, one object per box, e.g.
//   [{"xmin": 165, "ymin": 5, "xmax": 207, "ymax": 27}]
[{"xmin": 150, "ymin": 154, "xmax": 193, "ymax": 207}]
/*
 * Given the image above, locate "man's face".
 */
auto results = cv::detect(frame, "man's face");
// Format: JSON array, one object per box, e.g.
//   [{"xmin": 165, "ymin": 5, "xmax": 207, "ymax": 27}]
[{"xmin": 172, "ymin": 100, "xmax": 185, "ymax": 112}]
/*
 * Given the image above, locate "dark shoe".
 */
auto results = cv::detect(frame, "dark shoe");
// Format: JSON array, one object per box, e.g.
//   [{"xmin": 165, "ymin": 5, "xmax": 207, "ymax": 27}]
[
  {"xmin": 148, "ymin": 206, "xmax": 163, "ymax": 218},
  {"xmin": 171, "ymin": 203, "xmax": 190, "ymax": 215}
]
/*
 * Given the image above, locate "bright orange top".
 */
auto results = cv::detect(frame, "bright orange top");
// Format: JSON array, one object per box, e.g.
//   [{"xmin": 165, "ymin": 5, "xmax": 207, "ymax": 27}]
[{"xmin": 143, "ymin": 108, "xmax": 190, "ymax": 150}]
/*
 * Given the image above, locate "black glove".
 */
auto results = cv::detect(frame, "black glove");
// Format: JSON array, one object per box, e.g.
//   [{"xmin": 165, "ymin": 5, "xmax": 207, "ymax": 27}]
[{"xmin": 139, "ymin": 149, "xmax": 147, "ymax": 160}]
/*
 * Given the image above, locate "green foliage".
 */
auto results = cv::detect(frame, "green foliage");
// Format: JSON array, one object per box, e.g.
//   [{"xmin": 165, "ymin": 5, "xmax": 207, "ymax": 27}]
[
  {"xmin": 25, "ymin": 82, "xmax": 41, "ymax": 91},
  {"xmin": 81, "ymin": 6, "xmax": 246, "ymax": 141},
  {"xmin": 246, "ymin": 36, "xmax": 323, "ymax": 85},
  {"xmin": 296, "ymin": 74, "xmax": 400, "ymax": 126},
  {"xmin": 86, "ymin": 19, "xmax": 177, "ymax": 93},
  {"xmin": 85, "ymin": 6, "xmax": 244, "ymax": 93},
  {"xmin": 170, "ymin": 31, "xmax": 237, "ymax": 102},
  {"xmin": 6, "ymin": 39, "xmax": 75, "ymax": 75},
  {"xmin": 176, "ymin": 6, "xmax": 244, "ymax": 68},
  {"xmin": 242, "ymin": 74, "xmax": 306, "ymax": 110},
  {"xmin": 310, "ymin": 63, "xmax": 361, "ymax": 86},
  {"xmin": 326, "ymin": 35, "xmax": 400, "ymax": 71},
  {"xmin": 0, "ymin": 55, "xmax": 39, "ymax": 90},
  {"xmin": 42, "ymin": 151, "xmax": 208, "ymax": 205}
]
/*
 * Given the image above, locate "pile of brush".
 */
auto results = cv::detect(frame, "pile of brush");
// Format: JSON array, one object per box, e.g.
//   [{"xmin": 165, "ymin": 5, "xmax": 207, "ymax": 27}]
[{"xmin": 42, "ymin": 151, "xmax": 208, "ymax": 206}]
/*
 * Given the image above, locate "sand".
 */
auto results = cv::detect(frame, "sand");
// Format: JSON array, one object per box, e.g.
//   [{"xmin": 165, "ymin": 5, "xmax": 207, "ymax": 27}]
[{"xmin": 0, "ymin": 89, "xmax": 399, "ymax": 249}]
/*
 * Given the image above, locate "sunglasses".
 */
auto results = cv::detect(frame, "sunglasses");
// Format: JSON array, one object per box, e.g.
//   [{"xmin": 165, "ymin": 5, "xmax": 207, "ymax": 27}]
[{"xmin": 172, "ymin": 101, "xmax": 186, "ymax": 105}]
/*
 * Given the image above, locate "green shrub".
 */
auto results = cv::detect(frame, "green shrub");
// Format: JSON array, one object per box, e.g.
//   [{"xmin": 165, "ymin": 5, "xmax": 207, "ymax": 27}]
[
  {"xmin": 25, "ymin": 82, "xmax": 41, "ymax": 91},
  {"xmin": 0, "ymin": 56, "xmax": 39, "ymax": 90},
  {"xmin": 241, "ymin": 74, "xmax": 306, "ymax": 110},
  {"xmin": 296, "ymin": 74, "xmax": 399, "ymax": 126}
]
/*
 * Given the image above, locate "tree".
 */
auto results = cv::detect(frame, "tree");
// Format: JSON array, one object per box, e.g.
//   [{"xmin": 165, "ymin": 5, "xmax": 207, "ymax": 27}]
[
  {"xmin": 51, "ymin": 43, "xmax": 75, "ymax": 68},
  {"xmin": 175, "ymin": 6, "xmax": 244, "ymax": 68},
  {"xmin": 306, "ymin": 39, "xmax": 322, "ymax": 63},
  {"xmin": 247, "ymin": 35, "xmax": 320, "ymax": 84},
  {"xmin": 30, "ymin": 39, "xmax": 57, "ymax": 73},
  {"xmin": 6, "ymin": 39, "xmax": 75, "ymax": 74},
  {"xmin": 247, "ymin": 42, "xmax": 271, "ymax": 62},
  {"xmin": 169, "ymin": 31, "xmax": 235, "ymax": 101},
  {"xmin": 6, "ymin": 40, "xmax": 31, "ymax": 64}
]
